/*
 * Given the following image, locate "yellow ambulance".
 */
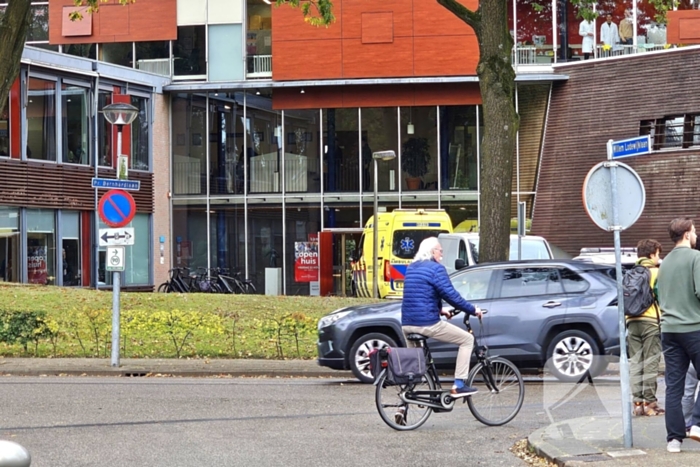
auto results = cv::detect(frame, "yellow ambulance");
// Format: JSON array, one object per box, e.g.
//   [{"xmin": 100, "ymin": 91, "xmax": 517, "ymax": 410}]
[{"xmin": 350, "ymin": 209, "xmax": 453, "ymax": 299}]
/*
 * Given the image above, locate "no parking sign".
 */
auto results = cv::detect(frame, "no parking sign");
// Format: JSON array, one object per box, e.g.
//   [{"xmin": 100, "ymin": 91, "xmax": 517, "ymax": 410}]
[{"xmin": 98, "ymin": 189, "xmax": 136, "ymax": 228}]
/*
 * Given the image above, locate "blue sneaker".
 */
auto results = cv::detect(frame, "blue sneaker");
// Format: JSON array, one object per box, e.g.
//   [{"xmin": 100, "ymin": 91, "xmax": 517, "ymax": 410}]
[{"xmin": 450, "ymin": 385, "xmax": 478, "ymax": 398}]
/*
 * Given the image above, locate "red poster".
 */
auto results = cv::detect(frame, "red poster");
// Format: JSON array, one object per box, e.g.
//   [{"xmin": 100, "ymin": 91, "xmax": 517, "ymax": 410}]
[
  {"xmin": 294, "ymin": 241, "xmax": 319, "ymax": 282},
  {"xmin": 28, "ymin": 247, "xmax": 48, "ymax": 284}
]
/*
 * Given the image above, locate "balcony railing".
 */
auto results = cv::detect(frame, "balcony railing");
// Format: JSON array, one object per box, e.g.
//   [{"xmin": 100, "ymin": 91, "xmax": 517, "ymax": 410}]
[
  {"xmin": 136, "ymin": 58, "xmax": 171, "ymax": 77},
  {"xmin": 247, "ymin": 55, "xmax": 272, "ymax": 78},
  {"xmin": 512, "ymin": 42, "xmax": 673, "ymax": 66}
]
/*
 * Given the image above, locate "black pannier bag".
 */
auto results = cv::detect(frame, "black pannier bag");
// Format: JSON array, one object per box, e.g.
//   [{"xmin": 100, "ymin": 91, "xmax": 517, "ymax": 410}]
[
  {"xmin": 369, "ymin": 348, "xmax": 389, "ymax": 382},
  {"xmin": 385, "ymin": 347, "xmax": 426, "ymax": 385}
]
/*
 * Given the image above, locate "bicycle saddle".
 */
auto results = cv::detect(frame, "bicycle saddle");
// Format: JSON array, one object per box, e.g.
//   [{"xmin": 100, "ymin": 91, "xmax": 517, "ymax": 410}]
[{"xmin": 406, "ymin": 333, "xmax": 428, "ymax": 342}]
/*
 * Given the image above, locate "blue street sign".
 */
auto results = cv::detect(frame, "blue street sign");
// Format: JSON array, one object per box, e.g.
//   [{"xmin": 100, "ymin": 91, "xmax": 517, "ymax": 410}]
[
  {"xmin": 99, "ymin": 190, "xmax": 136, "ymax": 228},
  {"xmin": 92, "ymin": 178, "xmax": 141, "ymax": 191},
  {"xmin": 608, "ymin": 135, "xmax": 652, "ymax": 159}
]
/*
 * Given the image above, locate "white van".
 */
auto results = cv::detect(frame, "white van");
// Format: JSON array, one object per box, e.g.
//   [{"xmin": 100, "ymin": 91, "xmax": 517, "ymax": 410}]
[{"xmin": 438, "ymin": 232, "xmax": 554, "ymax": 275}]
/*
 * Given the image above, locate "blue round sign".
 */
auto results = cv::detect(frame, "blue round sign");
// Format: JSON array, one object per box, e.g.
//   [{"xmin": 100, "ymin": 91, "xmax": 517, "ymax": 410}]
[{"xmin": 99, "ymin": 189, "xmax": 136, "ymax": 228}]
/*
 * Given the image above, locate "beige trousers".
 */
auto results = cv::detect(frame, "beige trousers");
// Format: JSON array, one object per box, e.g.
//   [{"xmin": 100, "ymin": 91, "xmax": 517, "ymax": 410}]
[{"xmin": 402, "ymin": 320, "xmax": 474, "ymax": 380}]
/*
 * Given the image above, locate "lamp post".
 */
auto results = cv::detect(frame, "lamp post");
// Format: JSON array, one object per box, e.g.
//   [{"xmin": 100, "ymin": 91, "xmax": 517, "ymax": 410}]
[
  {"xmin": 372, "ymin": 150, "xmax": 396, "ymax": 299},
  {"xmin": 101, "ymin": 102, "xmax": 139, "ymax": 367}
]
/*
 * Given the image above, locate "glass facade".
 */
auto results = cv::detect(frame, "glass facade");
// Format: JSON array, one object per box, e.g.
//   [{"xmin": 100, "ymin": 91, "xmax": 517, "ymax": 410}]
[
  {"xmin": 511, "ymin": 2, "xmax": 678, "ymax": 65},
  {"xmin": 170, "ymin": 91, "xmax": 497, "ymax": 295}
]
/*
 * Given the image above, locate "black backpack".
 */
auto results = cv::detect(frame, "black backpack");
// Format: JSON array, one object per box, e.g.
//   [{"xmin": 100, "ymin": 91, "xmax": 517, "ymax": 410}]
[{"xmin": 622, "ymin": 265, "xmax": 655, "ymax": 317}]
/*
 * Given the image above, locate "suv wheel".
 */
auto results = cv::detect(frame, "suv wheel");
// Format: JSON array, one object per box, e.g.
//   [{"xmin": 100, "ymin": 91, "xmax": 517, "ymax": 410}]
[
  {"xmin": 546, "ymin": 330, "xmax": 606, "ymax": 382},
  {"xmin": 349, "ymin": 332, "xmax": 397, "ymax": 383}
]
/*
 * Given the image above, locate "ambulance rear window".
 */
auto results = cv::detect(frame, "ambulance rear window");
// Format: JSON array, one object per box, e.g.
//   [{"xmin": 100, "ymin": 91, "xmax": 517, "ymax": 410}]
[{"xmin": 392, "ymin": 230, "xmax": 449, "ymax": 259}]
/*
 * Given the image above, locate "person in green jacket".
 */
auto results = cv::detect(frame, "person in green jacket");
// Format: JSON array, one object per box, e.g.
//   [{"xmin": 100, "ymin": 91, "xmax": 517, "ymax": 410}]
[
  {"xmin": 627, "ymin": 239, "xmax": 664, "ymax": 417},
  {"xmin": 657, "ymin": 217, "xmax": 700, "ymax": 452}
]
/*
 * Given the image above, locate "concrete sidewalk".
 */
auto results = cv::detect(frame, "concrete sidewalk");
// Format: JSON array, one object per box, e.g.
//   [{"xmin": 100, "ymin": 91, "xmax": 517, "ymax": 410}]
[
  {"xmin": 529, "ymin": 414, "xmax": 700, "ymax": 466},
  {"xmin": 0, "ymin": 357, "xmax": 352, "ymax": 378}
]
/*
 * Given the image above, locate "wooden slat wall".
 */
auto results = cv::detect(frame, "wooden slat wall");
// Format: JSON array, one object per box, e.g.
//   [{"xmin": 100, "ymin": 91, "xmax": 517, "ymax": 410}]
[
  {"xmin": 0, "ymin": 159, "xmax": 153, "ymax": 212},
  {"xmin": 532, "ymin": 49, "xmax": 700, "ymax": 257},
  {"xmin": 511, "ymin": 84, "xmax": 549, "ymax": 217}
]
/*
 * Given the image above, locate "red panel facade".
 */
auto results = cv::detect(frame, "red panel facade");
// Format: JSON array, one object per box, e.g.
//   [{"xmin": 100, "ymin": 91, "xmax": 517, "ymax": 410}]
[
  {"xmin": 667, "ymin": 10, "xmax": 700, "ymax": 44},
  {"xmin": 272, "ymin": 0, "xmax": 478, "ymax": 81},
  {"xmin": 49, "ymin": 0, "xmax": 177, "ymax": 45}
]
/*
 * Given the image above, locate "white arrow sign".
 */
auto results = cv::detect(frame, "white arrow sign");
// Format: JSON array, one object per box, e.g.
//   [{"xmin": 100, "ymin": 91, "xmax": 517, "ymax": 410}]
[{"xmin": 99, "ymin": 228, "xmax": 135, "ymax": 247}]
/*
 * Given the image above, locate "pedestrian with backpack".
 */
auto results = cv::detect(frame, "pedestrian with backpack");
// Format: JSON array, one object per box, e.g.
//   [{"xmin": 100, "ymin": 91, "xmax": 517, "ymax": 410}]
[
  {"xmin": 625, "ymin": 238, "xmax": 664, "ymax": 417},
  {"xmin": 656, "ymin": 217, "xmax": 700, "ymax": 452}
]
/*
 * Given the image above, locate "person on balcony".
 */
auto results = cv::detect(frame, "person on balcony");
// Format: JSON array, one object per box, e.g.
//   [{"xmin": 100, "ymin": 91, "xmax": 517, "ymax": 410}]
[
  {"xmin": 600, "ymin": 15, "xmax": 621, "ymax": 53},
  {"xmin": 619, "ymin": 9, "xmax": 634, "ymax": 46},
  {"xmin": 579, "ymin": 18, "xmax": 595, "ymax": 60}
]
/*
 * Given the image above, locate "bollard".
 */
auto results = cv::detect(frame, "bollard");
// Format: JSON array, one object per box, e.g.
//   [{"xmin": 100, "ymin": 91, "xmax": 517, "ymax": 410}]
[{"xmin": 0, "ymin": 440, "xmax": 31, "ymax": 467}]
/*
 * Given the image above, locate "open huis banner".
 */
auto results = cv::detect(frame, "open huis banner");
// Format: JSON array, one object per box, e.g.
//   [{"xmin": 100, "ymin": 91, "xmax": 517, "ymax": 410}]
[{"xmin": 294, "ymin": 236, "xmax": 319, "ymax": 282}]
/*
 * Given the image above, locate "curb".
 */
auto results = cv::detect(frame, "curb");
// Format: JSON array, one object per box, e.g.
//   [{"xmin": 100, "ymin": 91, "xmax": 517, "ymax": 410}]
[
  {"xmin": 528, "ymin": 417, "xmax": 607, "ymax": 467},
  {"xmin": 0, "ymin": 369, "xmax": 354, "ymax": 378}
]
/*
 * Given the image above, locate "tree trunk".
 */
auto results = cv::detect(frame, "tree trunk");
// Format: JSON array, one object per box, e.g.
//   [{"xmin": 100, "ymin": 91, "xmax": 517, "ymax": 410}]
[
  {"xmin": 474, "ymin": 1, "xmax": 518, "ymax": 263},
  {"xmin": 437, "ymin": 0, "xmax": 518, "ymax": 263},
  {"xmin": 0, "ymin": 0, "xmax": 31, "ymax": 115}
]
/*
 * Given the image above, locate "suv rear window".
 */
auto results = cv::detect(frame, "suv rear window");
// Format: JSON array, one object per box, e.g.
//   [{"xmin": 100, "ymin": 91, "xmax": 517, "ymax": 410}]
[{"xmin": 392, "ymin": 230, "xmax": 449, "ymax": 259}]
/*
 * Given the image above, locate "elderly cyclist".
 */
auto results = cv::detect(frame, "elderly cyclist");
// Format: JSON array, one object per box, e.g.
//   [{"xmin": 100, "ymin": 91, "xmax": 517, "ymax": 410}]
[{"xmin": 401, "ymin": 236, "xmax": 483, "ymax": 398}]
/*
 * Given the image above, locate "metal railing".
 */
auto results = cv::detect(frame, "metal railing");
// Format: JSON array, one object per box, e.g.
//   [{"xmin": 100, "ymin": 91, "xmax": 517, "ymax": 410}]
[
  {"xmin": 136, "ymin": 58, "xmax": 171, "ymax": 77},
  {"xmin": 512, "ymin": 42, "xmax": 673, "ymax": 66},
  {"xmin": 247, "ymin": 55, "xmax": 272, "ymax": 78}
]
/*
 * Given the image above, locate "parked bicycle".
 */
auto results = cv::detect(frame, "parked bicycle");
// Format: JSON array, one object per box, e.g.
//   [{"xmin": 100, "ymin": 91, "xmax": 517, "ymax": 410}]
[
  {"xmin": 158, "ymin": 267, "xmax": 257, "ymax": 294},
  {"xmin": 374, "ymin": 309, "xmax": 525, "ymax": 430}
]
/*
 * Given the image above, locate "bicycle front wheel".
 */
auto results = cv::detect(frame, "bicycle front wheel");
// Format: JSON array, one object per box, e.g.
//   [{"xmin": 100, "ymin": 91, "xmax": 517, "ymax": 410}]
[
  {"xmin": 466, "ymin": 357, "xmax": 524, "ymax": 426},
  {"xmin": 375, "ymin": 371, "xmax": 435, "ymax": 431}
]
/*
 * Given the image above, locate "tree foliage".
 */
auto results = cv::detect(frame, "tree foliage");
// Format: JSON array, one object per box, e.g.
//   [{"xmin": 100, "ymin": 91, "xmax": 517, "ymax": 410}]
[{"xmin": 274, "ymin": 0, "xmax": 335, "ymax": 27}]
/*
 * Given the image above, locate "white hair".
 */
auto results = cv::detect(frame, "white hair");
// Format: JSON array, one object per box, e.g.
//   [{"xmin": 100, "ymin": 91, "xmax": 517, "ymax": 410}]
[{"xmin": 413, "ymin": 237, "xmax": 440, "ymax": 263}]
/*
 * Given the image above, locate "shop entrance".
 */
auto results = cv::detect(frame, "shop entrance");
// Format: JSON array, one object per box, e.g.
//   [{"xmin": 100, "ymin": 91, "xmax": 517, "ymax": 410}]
[{"xmin": 322, "ymin": 228, "xmax": 363, "ymax": 296}]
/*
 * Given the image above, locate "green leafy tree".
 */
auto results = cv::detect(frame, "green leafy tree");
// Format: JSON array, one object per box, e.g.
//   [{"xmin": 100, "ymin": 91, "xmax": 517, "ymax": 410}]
[{"xmin": 0, "ymin": 0, "xmax": 132, "ymax": 116}]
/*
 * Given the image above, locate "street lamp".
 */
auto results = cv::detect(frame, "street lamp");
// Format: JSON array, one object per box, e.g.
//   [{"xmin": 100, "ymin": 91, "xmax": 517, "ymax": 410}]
[
  {"xmin": 372, "ymin": 150, "xmax": 396, "ymax": 299},
  {"xmin": 100, "ymin": 102, "xmax": 139, "ymax": 368},
  {"xmin": 101, "ymin": 102, "xmax": 139, "ymax": 179}
]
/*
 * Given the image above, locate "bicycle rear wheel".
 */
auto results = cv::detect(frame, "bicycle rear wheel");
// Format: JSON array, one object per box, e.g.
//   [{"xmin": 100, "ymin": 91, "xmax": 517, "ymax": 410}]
[
  {"xmin": 466, "ymin": 357, "xmax": 524, "ymax": 426},
  {"xmin": 375, "ymin": 371, "xmax": 435, "ymax": 431}
]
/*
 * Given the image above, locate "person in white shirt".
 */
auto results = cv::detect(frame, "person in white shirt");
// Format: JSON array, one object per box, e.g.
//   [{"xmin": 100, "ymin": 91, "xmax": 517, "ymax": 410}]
[
  {"xmin": 600, "ymin": 14, "xmax": 621, "ymax": 53},
  {"xmin": 579, "ymin": 18, "xmax": 595, "ymax": 60}
]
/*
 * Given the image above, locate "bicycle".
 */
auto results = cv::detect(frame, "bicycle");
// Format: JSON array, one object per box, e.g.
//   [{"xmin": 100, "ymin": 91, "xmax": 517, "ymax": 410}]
[{"xmin": 374, "ymin": 309, "xmax": 525, "ymax": 431}]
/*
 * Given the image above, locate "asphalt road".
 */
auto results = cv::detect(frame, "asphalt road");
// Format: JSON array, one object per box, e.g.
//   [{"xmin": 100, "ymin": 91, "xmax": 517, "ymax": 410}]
[{"xmin": 0, "ymin": 376, "xmax": 627, "ymax": 467}]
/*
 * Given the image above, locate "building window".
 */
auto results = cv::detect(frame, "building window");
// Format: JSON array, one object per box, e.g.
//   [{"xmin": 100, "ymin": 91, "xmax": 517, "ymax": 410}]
[
  {"xmin": 641, "ymin": 115, "xmax": 700, "ymax": 150},
  {"xmin": 98, "ymin": 90, "xmax": 112, "ymax": 167},
  {"xmin": 173, "ymin": 26, "xmax": 206, "ymax": 78},
  {"xmin": 61, "ymin": 210, "xmax": 81, "ymax": 286},
  {"xmin": 130, "ymin": 95, "xmax": 149, "ymax": 170},
  {"xmin": 0, "ymin": 206, "xmax": 19, "ymax": 283},
  {"xmin": 135, "ymin": 41, "xmax": 171, "ymax": 76},
  {"xmin": 26, "ymin": 2, "xmax": 49, "ymax": 44},
  {"xmin": 0, "ymin": 97, "xmax": 9, "ymax": 157},
  {"xmin": 27, "ymin": 77, "xmax": 56, "ymax": 161},
  {"xmin": 27, "ymin": 208, "xmax": 55, "ymax": 285},
  {"xmin": 62, "ymin": 84, "xmax": 89, "ymax": 165}
]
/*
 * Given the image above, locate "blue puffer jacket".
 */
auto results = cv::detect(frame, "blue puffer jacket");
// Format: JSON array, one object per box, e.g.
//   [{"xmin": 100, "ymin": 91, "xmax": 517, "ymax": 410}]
[{"xmin": 401, "ymin": 259, "xmax": 476, "ymax": 327}]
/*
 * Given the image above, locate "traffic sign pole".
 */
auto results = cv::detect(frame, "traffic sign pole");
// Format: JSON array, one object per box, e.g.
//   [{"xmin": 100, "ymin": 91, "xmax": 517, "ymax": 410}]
[
  {"xmin": 609, "ymin": 160, "xmax": 633, "ymax": 449},
  {"xmin": 584, "ymin": 140, "xmax": 648, "ymax": 449},
  {"xmin": 111, "ymin": 269, "xmax": 121, "ymax": 367}
]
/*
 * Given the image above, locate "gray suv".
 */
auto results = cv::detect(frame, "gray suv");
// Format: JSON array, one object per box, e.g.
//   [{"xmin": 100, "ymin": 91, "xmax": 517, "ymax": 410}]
[{"xmin": 317, "ymin": 260, "xmax": 620, "ymax": 383}]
